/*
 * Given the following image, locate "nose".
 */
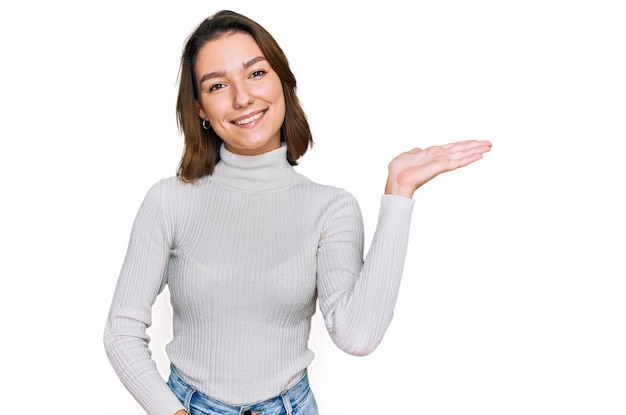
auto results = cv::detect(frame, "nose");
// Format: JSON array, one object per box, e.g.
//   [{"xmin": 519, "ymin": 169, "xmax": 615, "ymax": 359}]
[{"xmin": 232, "ymin": 83, "xmax": 254, "ymax": 108}]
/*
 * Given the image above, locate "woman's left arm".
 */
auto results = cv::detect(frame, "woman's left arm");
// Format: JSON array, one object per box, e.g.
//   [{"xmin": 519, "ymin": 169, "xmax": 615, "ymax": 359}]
[{"xmin": 317, "ymin": 140, "xmax": 491, "ymax": 356}]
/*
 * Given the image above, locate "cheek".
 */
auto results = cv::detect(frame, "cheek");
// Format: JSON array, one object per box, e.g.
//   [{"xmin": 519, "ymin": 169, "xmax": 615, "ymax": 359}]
[
  {"xmin": 269, "ymin": 83, "xmax": 286, "ymax": 117},
  {"xmin": 263, "ymin": 74, "xmax": 285, "ymax": 105},
  {"xmin": 276, "ymin": 92, "xmax": 286, "ymax": 119},
  {"xmin": 202, "ymin": 97, "xmax": 229, "ymax": 122}
]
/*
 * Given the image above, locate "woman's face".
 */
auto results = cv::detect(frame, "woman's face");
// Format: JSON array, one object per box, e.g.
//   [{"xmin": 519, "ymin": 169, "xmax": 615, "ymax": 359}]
[{"xmin": 194, "ymin": 32, "xmax": 286, "ymax": 156}]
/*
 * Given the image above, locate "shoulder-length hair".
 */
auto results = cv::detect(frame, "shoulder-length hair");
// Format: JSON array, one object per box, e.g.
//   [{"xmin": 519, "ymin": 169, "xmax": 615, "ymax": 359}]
[{"xmin": 176, "ymin": 10, "xmax": 313, "ymax": 183}]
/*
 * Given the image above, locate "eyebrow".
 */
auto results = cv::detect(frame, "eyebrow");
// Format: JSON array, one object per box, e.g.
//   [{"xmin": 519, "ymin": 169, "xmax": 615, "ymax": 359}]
[{"xmin": 199, "ymin": 56, "xmax": 267, "ymax": 84}]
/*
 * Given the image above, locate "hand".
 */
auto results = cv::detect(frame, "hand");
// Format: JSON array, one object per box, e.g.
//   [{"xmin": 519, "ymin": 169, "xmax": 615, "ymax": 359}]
[
  {"xmin": 385, "ymin": 140, "xmax": 492, "ymax": 198},
  {"xmin": 173, "ymin": 410, "xmax": 189, "ymax": 415}
]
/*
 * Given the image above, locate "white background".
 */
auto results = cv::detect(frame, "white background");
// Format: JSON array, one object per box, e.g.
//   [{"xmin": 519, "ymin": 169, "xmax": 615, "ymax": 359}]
[{"xmin": 1, "ymin": 0, "xmax": 625, "ymax": 413}]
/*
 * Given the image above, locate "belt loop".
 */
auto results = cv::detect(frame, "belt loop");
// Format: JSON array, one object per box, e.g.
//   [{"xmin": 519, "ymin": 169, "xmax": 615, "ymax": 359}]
[
  {"xmin": 183, "ymin": 385, "xmax": 197, "ymax": 412},
  {"xmin": 281, "ymin": 390, "xmax": 293, "ymax": 415}
]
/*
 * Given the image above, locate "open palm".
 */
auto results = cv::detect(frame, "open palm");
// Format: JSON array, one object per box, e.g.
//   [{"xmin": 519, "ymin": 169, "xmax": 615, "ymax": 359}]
[{"xmin": 385, "ymin": 140, "xmax": 492, "ymax": 198}]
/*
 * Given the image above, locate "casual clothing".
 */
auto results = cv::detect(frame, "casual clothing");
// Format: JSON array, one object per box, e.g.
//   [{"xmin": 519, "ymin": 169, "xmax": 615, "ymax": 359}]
[
  {"xmin": 168, "ymin": 365, "xmax": 318, "ymax": 415},
  {"xmin": 104, "ymin": 144, "xmax": 414, "ymax": 415}
]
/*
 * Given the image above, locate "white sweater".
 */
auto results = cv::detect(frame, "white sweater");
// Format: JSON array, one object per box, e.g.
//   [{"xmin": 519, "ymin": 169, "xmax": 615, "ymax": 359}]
[{"xmin": 104, "ymin": 145, "xmax": 414, "ymax": 415}]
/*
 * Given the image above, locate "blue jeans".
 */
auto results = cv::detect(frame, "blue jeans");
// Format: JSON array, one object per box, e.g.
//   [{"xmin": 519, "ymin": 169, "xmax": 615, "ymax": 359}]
[{"xmin": 167, "ymin": 366, "xmax": 319, "ymax": 415}]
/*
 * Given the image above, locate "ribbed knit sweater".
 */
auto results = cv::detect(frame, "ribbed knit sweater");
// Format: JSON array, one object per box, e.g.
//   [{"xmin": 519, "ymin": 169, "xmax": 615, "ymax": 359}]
[{"xmin": 104, "ymin": 144, "xmax": 415, "ymax": 415}]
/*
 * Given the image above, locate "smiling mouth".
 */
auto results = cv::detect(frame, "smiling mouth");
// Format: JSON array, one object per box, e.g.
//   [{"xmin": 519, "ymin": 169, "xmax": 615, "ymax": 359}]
[{"xmin": 232, "ymin": 110, "xmax": 266, "ymax": 126}]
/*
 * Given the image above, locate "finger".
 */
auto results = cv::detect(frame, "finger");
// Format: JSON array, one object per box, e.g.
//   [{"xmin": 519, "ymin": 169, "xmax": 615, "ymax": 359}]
[
  {"xmin": 441, "ymin": 140, "xmax": 492, "ymax": 151},
  {"xmin": 445, "ymin": 143, "xmax": 491, "ymax": 162},
  {"xmin": 441, "ymin": 140, "xmax": 474, "ymax": 150},
  {"xmin": 430, "ymin": 143, "xmax": 489, "ymax": 171},
  {"xmin": 448, "ymin": 151, "xmax": 485, "ymax": 170}
]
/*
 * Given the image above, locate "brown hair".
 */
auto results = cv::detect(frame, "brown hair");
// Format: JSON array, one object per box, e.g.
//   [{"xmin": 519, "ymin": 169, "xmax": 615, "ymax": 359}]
[{"xmin": 176, "ymin": 10, "xmax": 313, "ymax": 183}]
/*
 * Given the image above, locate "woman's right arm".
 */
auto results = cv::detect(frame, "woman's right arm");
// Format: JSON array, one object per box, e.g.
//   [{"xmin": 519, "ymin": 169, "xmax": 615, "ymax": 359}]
[{"xmin": 103, "ymin": 180, "xmax": 185, "ymax": 415}]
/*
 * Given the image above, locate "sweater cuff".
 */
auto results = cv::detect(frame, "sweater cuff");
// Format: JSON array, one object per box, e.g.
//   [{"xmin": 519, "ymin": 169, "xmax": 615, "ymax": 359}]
[{"xmin": 378, "ymin": 194, "xmax": 415, "ymax": 234}]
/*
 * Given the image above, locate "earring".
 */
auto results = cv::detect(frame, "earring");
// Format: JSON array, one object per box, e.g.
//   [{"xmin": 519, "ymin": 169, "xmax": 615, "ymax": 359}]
[{"xmin": 202, "ymin": 120, "xmax": 210, "ymax": 130}]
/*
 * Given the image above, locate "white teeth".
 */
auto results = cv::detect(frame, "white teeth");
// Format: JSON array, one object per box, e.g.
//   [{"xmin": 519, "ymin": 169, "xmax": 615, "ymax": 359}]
[{"xmin": 234, "ymin": 112, "xmax": 263, "ymax": 125}]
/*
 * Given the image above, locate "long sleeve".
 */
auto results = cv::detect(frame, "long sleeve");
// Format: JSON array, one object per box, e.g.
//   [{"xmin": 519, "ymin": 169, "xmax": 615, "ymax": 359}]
[
  {"xmin": 316, "ymin": 193, "xmax": 415, "ymax": 356},
  {"xmin": 103, "ymin": 181, "xmax": 184, "ymax": 415}
]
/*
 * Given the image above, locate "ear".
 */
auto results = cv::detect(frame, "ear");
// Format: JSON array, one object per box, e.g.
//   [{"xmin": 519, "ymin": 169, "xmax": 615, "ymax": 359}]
[{"xmin": 195, "ymin": 100, "xmax": 208, "ymax": 121}]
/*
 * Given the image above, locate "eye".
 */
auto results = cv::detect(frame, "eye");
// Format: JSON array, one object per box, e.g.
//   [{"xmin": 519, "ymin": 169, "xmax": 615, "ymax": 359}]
[
  {"xmin": 250, "ymin": 70, "xmax": 266, "ymax": 78},
  {"xmin": 208, "ymin": 83, "xmax": 226, "ymax": 92}
]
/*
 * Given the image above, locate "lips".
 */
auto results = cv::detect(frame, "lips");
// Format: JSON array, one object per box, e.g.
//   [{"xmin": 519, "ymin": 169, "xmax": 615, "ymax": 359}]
[{"xmin": 231, "ymin": 110, "xmax": 266, "ymax": 126}]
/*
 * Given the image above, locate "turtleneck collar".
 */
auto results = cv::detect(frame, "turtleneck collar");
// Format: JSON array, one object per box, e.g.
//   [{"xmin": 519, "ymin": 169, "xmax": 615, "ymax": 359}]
[{"xmin": 208, "ymin": 144, "xmax": 301, "ymax": 192}]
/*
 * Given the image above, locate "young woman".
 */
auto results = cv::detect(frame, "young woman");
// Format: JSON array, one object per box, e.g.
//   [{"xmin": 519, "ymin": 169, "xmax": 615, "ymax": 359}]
[{"xmin": 104, "ymin": 10, "xmax": 491, "ymax": 415}]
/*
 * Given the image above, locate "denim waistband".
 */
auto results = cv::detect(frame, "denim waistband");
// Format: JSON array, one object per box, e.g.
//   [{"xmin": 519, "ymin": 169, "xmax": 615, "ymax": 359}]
[{"xmin": 167, "ymin": 366, "xmax": 312, "ymax": 415}]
